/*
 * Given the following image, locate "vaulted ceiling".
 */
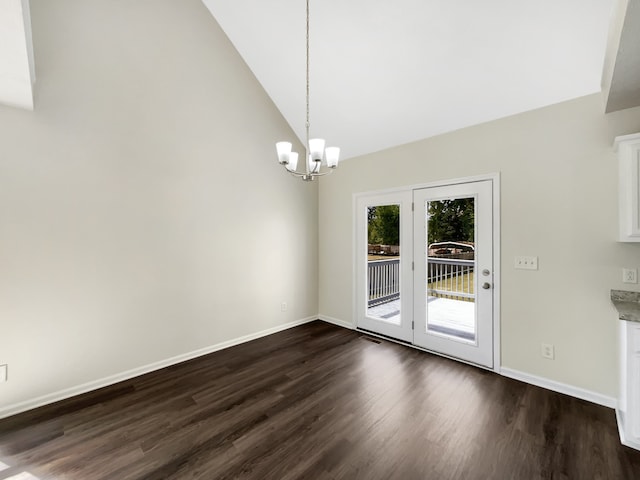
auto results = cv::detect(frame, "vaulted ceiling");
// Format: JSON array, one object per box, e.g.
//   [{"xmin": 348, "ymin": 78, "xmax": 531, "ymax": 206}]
[
  {"xmin": 0, "ymin": 0, "xmax": 35, "ymax": 110},
  {"xmin": 2, "ymin": 0, "xmax": 639, "ymax": 160}
]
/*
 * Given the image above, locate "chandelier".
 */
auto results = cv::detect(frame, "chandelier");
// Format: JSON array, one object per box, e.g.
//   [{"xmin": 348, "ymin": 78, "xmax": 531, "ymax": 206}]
[{"xmin": 275, "ymin": 0, "xmax": 340, "ymax": 181}]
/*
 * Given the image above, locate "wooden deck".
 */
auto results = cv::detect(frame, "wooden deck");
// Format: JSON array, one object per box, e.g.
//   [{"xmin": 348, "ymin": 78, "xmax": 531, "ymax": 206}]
[{"xmin": 367, "ymin": 296, "xmax": 476, "ymax": 340}]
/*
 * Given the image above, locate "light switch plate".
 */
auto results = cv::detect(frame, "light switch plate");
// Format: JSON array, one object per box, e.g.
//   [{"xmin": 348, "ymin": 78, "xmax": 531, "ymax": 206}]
[
  {"xmin": 515, "ymin": 256, "xmax": 538, "ymax": 270},
  {"xmin": 0, "ymin": 364, "xmax": 7, "ymax": 383},
  {"xmin": 623, "ymin": 268, "xmax": 638, "ymax": 284}
]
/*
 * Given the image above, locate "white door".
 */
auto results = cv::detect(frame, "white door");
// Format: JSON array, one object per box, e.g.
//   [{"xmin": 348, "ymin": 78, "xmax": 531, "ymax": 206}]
[
  {"xmin": 355, "ymin": 191, "xmax": 413, "ymax": 342},
  {"xmin": 413, "ymin": 180, "xmax": 494, "ymax": 367},
  {"xmin": 355, "ymin": 179, "xmax": 496, "ymax": 369}
]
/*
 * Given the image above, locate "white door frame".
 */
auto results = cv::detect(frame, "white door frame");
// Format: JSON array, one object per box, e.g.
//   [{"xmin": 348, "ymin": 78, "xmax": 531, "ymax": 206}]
[{"xmin": 352, "ymin": 173, "xmax": 501, "ymax": 371}]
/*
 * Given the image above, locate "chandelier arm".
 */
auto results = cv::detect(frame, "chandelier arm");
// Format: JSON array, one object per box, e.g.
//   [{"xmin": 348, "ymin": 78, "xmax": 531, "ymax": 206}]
[
  {"xmin": 310, "ymin": 169, "xmax": 334, "ymax": 177},
  {"xmin": 281, "ymin": 164, "xmax": 334, "ymax": 179},
  {"xmin": 284, "ymin": 168, "xmax": 308, "ymax": 178}
]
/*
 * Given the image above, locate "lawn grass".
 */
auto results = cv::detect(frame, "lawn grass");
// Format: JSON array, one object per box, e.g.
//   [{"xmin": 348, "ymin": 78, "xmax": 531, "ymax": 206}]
[
  {"xmin": 428, "ymin": 271, "xmax": 475, "ymax": 300},
  {"xmin": 368, "ymin": 254, "xmax": 399, "ymax": 261}
]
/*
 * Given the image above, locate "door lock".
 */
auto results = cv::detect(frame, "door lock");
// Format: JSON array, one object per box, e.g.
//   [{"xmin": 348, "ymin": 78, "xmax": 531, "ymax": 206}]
[{"xmin": 482, "ymin": 282, "xmax": 491, "ymax": 290}]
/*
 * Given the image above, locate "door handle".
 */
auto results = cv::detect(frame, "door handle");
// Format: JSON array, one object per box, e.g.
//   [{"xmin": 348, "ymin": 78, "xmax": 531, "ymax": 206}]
[{"xmin": 482, "ymin": 282, "xmax": 492, "ymax": 290}]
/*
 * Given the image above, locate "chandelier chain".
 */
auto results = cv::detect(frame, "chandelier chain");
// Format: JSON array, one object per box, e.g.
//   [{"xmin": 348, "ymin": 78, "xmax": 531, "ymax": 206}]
[{"xmin": 305, "ymin": 0, "xmax": 310, "ymax": 157}]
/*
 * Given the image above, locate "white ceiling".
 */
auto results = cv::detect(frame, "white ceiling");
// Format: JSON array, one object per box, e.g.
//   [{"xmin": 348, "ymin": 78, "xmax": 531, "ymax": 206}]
[
  {"xmin": 0, "ymin": 0, "xmax": 35, "ymax": 110},
  {"xmin": 604, "ymin": 0, "xmax": 640, "ymax": 112},
  {"xmin": 1, "ymin": 0, "xmax": 637, "ymax": 160},
  {"xmin": 204, "ymin": 0, "xmax": 616, "ymax": 160}
]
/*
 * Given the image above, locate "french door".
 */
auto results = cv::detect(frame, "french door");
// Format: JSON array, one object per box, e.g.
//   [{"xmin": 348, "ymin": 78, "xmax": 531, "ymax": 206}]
[
  {"xmin": 355, "ymin": 191, "xmax": 414, "ymax": 342},
  {"xmin": 355, "ymin": 179, "xmax": 496, "ymax": 368},
  {"xmin": 413, "ymin": 181, "xmax": 494, "ymax": 367}
]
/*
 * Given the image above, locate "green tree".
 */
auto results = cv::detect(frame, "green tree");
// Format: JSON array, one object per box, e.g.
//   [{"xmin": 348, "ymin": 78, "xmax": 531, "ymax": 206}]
[
  {"xmin": 427, "ymin": 199, "xmax": 474, "ymax": 245},
  {"xmin": 367, "ymin": 205, "xmax": 400, "ymax": 246}
]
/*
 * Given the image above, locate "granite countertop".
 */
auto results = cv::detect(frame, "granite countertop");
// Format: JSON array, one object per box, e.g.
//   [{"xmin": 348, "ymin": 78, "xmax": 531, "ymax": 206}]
[{"xmin": 611, "ymin": 290, "xmax": 640, "ymax": 322}]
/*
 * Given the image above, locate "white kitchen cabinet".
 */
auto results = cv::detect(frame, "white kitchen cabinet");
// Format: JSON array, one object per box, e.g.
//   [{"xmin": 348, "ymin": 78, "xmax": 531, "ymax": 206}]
[
  {"xmin": 614, "ymin": 133, "xmax": 640, "ymax": 242},
  {"xmin": 618, "ymin": 320, "xmax": 640, "ymax": 450}
]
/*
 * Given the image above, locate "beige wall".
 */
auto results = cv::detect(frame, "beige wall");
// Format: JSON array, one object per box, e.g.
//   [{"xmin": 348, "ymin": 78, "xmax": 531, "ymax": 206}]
[
  {"xmin": 319, "ymin": 94, "xmax": 640, "ymax": 398},
  {"xmin": 0, "ymin": 0, "xmax": 318, "ymax": 413}
]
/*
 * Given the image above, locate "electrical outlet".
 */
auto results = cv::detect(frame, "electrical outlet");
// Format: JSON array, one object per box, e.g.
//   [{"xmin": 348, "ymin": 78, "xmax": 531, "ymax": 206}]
[
  {"xmin": 623, "ymin": 268, "xmax": 638, "ymax": 284},
  {"xmin": 541, "ymin": 343, "xmax": 554, "ymax": 360},
  {"xmin": 281, "ymin": 302, "xmax": 287, "ymax": 312},
  {"xmin": 515, "ymin": 256, "xmax": 538, "ymax": 270},
  {"xmin": 0, "ymin": 364, "xmax": 7, "ymax": 383}
]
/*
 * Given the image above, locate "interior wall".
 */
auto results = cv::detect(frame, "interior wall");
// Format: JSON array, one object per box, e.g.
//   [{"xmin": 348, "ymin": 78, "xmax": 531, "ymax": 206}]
[
  {"xmin": 0, "ymin": 0, "xmax": 318, "ymax": 413},
  {"xmin": 319, "ymin": 93, "xmax": 640, "ymax": 398}
]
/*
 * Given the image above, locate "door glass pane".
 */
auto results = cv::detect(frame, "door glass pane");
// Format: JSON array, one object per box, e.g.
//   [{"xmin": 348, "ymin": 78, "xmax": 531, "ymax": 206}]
[
  {"xmin": 366, "ymin": 204, "xmax": 401, "ymax": 325},
  {"xmin": 425, "ymin": 197, "xmax": 476, "ymax": 342}
]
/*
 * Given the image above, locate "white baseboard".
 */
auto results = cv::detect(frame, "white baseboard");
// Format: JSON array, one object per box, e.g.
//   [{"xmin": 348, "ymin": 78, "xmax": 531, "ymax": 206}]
[
  {"xmin": 500, "ymin": 367, "xmax": 617, "ymax": 409},
  {"xmin": 0, "ymin": 316, "xmax": 317, "ymax": 420},
  {"xmin": 318, "ymin": 314, "xmax": 355, "ymax": 330},
  {"xmin": 615, "ymin": 409, "xmax": 640, "ymax": 451},
  {"xmin": 316, "ymin": 318, "xmax": 617, "ymax": 409},
  {"xmin": 5, "ymin": 317, "xmax": 617, "ymax": 424}
]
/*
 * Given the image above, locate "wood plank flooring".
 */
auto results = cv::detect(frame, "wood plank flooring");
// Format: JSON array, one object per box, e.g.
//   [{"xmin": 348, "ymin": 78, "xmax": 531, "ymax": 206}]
[{"xmin": 1, "ymin": 320, "xmax": 639, "ymax": 479}]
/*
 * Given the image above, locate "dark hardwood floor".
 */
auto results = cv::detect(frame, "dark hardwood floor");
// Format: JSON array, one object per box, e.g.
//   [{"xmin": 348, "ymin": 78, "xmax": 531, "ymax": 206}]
[{"xmin": 1, "ymin": 321, "xmax": 639, "ymax": 479}]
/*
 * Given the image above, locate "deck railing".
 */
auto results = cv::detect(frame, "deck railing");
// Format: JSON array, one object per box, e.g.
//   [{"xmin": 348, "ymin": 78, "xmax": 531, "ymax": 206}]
[
  {"xmin": 368, "ymin": 259, "xmax": 401, "ymax": 307},
  {"xmin": 427, "ymin": 257, "xmax": 475, "ymax": 302},
  {"xmin": 367, "ymin": 257, "xmax": 475, "ymax": 306}
]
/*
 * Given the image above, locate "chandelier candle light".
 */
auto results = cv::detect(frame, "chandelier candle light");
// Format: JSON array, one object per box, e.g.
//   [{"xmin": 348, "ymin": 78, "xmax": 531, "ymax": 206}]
[{"xmin": 275, "ymin": 0, "xmax": 340, "ymax": 181}]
